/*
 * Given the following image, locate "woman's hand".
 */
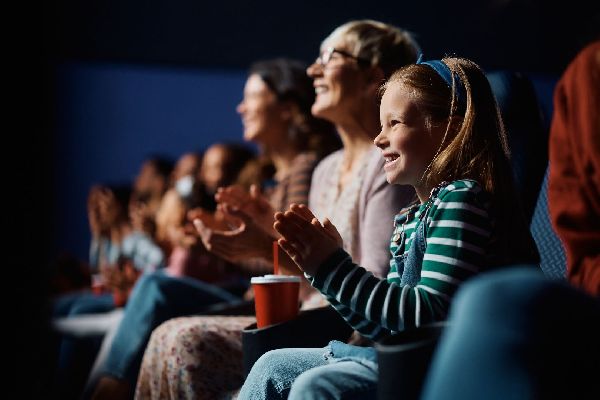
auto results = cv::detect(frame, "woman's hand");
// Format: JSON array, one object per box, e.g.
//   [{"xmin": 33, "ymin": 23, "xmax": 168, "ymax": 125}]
[
  {"xmin": 187, "ymin": 207, "xmax": 236, "ymax": 232},
  {"xmin": 273, "ymin": 204, "xmax": 343, "ymax": 276},
  {"xmin": 215, "ymin": 184, "xmax": 277, "ymax": 236},
  {"xmin": 192, "ymin": 204, "xmax": 273, "ymax": 263}
]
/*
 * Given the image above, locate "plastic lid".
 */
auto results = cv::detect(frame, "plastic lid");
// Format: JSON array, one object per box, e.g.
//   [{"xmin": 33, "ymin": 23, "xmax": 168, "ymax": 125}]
[{"xmin": 251, "ymin": 274, "xmax": 302, "ymax": 284}]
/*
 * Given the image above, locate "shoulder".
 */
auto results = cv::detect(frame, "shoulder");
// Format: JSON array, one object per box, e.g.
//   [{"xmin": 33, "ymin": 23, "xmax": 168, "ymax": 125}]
[
  {"xmin": 290, "ymin": 152, "xmax": 319, "ymax": 173},
  {"xmin": 363, "ymin": 146, "xmax": 385, "ymax": 176},
  {"xmin": 312, "ymin": 149, "xmax": 343, "ymax": 178},
  {"xmin": 436, "ymin": 179, "xmax": 489, "ymax": 203},
  {"xmin": 429, "ymin": 179, "xmax": 492, "ymax": 220},
  {"xmin": 358, "ymin": 146, "xmax": 386, "ymax": 191}
]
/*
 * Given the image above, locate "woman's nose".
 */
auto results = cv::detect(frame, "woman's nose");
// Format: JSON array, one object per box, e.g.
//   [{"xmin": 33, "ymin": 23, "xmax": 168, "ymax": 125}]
[{"xmin": 236, "ymin": 101, "xmax": 244, "ymax": 114}]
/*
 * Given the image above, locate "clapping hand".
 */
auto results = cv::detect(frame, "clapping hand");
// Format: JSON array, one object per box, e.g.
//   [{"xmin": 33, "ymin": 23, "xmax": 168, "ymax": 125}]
[
  {"xmin": 273, "ymin": 204, "xmax": 343, "ymax": 275},
  {"xmin": 215, "ymin": 184, "xmax": 277, "ymax": 236},
  {"xmin": 192, "ymin": 204, "xmax": 273, "ymax": 263}
]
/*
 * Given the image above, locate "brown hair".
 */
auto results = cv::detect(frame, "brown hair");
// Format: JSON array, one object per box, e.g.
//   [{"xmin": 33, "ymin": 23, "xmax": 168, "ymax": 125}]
[
  {"xmin": 249, "ymin": 58, "xmax": 340, "ymax": 158},
  {"xmin": 382, "ymin": 57, "xmax": 538, "ymax": 264}
]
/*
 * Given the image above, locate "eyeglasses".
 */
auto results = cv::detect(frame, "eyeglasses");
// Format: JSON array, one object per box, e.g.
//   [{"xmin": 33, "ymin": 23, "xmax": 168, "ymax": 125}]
[{"xmin": 314, "ymin": 47, "xmax": 370, "ymax": 68}]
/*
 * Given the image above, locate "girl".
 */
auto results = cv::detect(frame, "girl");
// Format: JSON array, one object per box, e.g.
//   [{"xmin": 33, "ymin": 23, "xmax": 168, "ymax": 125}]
[
  {"xmin": 238, "ymin": 56, "xmax": 540, "ymax": 399},
  {"xmin": 135, "ymin": 21, "xmax": 418, "ymax": 400}
]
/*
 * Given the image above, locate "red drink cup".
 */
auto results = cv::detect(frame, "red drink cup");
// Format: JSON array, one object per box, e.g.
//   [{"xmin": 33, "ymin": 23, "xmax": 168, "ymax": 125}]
[{"xmin": 251, "ymin": 275, "xmax": 301, "ymax": 328}]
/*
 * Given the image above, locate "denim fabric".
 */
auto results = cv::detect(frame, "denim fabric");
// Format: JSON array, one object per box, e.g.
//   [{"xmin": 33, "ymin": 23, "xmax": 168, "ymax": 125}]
[
  {"xmin": 238, "ymin": 348, "xmax": 327, "ymax": 399},
  {"xmin": 238, "ymin": 344, "xmax": 379, "ymax": 400},
  {"xmin": 53, "ymin": 291, "xmax": 116, "ymax": 318},
  {"xmin": 421, "ymin": 267, "xmax": 600, "ymax": 400},
  {"xmin": 399, "ymin": 210, "xmax": 427, "ymax": 288},
  {"xmin": 288, "ymin": 360, "xmax": 377, "ymax": 400},
  {"xmin": 100, "ymin": 271, "xmax": 240, "ymax": 385},
  {"xmin": 52, "ymin": 293, "xmax": 116, "ymax": 398}
]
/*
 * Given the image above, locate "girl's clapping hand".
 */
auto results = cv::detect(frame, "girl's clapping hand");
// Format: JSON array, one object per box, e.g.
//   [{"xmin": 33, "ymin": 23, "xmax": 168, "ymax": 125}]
[{"xmin": 273, "ymin": 204, "xmax": 343, "ymax": 275}]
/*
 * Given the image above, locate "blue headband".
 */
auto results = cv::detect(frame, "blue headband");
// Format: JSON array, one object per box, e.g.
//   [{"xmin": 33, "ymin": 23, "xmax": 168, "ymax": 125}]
[{"xmin": 416, "ymin": 55, "xmax": 465, "ymax": 104}]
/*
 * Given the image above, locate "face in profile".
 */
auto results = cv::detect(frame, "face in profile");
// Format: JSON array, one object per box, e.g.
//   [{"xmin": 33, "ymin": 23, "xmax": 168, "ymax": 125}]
[
  {"xmin": 154, "ymin": 189, "xmax": 187, "ymax": 247},
  {"xmin": 134, "ymin": 161, "xmax": 158, "ymax": 196},
  {"xmin": 237, "ymin": 74, "xmax": 289, "ymax": 146},
  {"xmin": 375, "ymin": 81, "xmax": 446, "ymax": 187},
  {"xmin": 200, "ymin": 145, "xmax": 229, "ymax": 194},
  {"xmin": 307, "ymin": 38, "xmax": 370, "ymax": 123},
  {"xmin": 172, "ymin": 153, "xmax": 201, "ymax": 183}
]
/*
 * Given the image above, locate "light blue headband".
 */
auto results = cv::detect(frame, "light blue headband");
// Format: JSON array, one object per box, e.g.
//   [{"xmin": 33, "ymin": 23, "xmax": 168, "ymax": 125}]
[{"xmin": 416, "ymin": 54, "xmax": 465, "ymax": 104}]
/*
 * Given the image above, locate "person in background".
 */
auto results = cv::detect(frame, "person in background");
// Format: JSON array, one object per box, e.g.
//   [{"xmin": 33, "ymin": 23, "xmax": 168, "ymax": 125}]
[
  {"xmin": 420, "ymin": 40, "xmax": 600, "ymax": 400},
  {"xmin": 132, "ymin": 156, "xmax": 173, "ymax": 216},
  {"xmin": 51, "ymin": 183, "xmax": 165, "ymax": 399},
  {"xmin": 91, "ymin": 58, "xmax": 338, "ymax": 400},
  {"xmin": 54, "ymin": 184, "xmax": 165, "ymax": 317},
  {"xmin": 135, "ymin": 21, "xmax": 418, "ymax": 400},
  {"xmin": 238, "ymin": 55, "xmax": 539, "ymax": 400},
  {"xmin": 87, "ymin": 142, "xmax": 257, "ymax": 399},
  {"xmin": 130, "ymin": 156, "xmax": 174, "ymax": 237}
]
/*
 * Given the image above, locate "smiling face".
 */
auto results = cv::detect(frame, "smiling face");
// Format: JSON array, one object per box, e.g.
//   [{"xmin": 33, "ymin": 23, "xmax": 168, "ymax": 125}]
[
  {"xmin": 374, "ymin": 81, "xmax": 447, "ymax": 193},
  {"xmin": 236, "ymin": 74, "xmax": 289, "ymax": 146},
  {"xmin": 307, "ymin": 38, "xmax": 369, "ymax": 124}
]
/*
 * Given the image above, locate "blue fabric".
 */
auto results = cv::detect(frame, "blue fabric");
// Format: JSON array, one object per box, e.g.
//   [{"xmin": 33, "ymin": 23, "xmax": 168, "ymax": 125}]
[
  {"xmin": 328, "ymin": 340, "xmax": 377, "ymax": 365},
  {"xmin": 417, "ymin": 59, "xmax": 465, "ymax": 104},
  {"xmin": 486, "ymin": 71, "xmax": 548, "ymax": 223},
  {"xmin": 53, "ymin": 291, "xmax": 116, "ymax": 318},
  {"xmin": 529, "ymin": 166, "xmax": 567, "ymax": 279},
  {"xmin": 421, "ymin": 267, "xmax": 600, "ymax": 400},
  {"xmin": 238, "ymin": 346, "xmax": 378, "ymax": 400},
  {"xmin": 400, "ymin": 206, "xmax": 428, "ymax": 288},
  {"xmin": 52, "ymin": 292, "xmax": 115, "ymax": 398},
  {"xmin": 100, "ymin": 271, "xmax": 240, "ymax": 385}
]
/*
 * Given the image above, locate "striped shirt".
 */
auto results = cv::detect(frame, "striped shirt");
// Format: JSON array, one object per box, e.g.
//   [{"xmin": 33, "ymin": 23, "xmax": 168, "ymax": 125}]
[{"xmin": 307, "ymin": 179, "xmax": 495, "ymax": 341}]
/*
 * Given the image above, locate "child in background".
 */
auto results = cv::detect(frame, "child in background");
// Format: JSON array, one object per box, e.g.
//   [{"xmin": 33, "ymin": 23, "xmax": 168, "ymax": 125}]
[{"xmin": 238, "ymin": 56, "xmax": 540, "ymax": 399}]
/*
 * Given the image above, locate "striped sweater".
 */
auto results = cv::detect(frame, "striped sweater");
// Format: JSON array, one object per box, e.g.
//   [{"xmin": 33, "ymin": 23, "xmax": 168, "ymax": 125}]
[{"xmin": 307, "ymin": 179, "xmax": 496, "ymax": 341}]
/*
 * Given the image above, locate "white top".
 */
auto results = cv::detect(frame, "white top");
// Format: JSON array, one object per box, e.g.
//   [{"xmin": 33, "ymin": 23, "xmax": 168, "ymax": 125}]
[{"xmin": 251, "ymin": 275, "xmax": 302, "ymax": 284}]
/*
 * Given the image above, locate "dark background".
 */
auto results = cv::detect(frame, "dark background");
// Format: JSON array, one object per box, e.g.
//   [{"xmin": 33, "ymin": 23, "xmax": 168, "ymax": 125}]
[
  {"xmin": 46, "ymin": 0, "xmax": 599, "ymax": 72},
  {"xmin": 33, "ymin": 0, "xmax": 600, "ymax": 264},
  {"xmin": 9, "ymin": 2, "xmax": 599, "ymax": 396}
]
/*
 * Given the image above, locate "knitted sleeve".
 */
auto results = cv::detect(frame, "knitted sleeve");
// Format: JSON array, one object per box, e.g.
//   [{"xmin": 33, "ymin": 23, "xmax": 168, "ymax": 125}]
[{"xmin": 307, "ymin": 181, "xmax": 493, "ymax": 341}]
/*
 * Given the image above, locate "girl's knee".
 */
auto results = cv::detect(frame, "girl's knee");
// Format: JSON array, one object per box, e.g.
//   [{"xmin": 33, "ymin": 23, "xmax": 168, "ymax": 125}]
[
  {"xmin": 289, "ymin": 368, "xmax": 329, "ymax": 398},
  {"xmin": 251, "ymin": 349, "xmax": 290, "ymax": 376}
]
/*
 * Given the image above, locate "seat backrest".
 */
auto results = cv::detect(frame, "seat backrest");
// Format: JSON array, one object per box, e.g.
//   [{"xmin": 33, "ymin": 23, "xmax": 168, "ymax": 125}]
[
  {"xmin": 486, "ymin": 71, "xmax": 549, "ymax": 224},
  {"xmin": 529, "ymin": 166, "xmax": 567, "ymax": 279}
]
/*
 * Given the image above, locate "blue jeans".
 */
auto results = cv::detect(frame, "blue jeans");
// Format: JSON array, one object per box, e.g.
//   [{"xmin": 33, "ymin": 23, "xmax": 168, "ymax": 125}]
[
  {"xmin": 238, "ymin": 344, "xmax": 378, "ymax": 400},
  {"xmin": 100, "ymin": 271, "xmax": 240, "ymax": 386},
  {"xmin": 53, "ymin": 291, "xmax": 116, "ymax": 317},
  {"xmin": 52, "ymin": 292, "xmax": 116, "ymax": 398},
  {"xmin": 421, "ymin": 267, "xmax": 600, "ymax": 400}
]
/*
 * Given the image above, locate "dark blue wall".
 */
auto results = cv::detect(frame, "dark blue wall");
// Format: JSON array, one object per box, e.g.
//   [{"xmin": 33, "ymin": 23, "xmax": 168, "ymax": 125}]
[
  {"xmin": 42, "ymin": 0, "xmax": 597, "ymax": 262},
  {"xmin": 52, "ymin": 63, "xmax": 248, "ymax": 260}
]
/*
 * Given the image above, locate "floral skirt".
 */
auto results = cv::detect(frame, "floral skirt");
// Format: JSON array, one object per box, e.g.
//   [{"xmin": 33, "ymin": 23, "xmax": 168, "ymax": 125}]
[{"xmin": 135, "ymin": 315, "xmax": 256, "ymax": 400}]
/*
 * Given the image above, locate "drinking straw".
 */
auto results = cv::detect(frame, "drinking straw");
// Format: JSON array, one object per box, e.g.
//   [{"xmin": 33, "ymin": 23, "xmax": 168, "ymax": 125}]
[{"xmin": 273, "ymin": 240, "xmax": 279, "ymax": 275}]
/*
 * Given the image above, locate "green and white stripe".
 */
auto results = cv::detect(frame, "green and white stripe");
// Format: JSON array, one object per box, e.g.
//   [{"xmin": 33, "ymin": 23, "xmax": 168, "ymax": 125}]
[{"xmin": 308, "ymin": 179, "xmax": 496, "ymax": 341}]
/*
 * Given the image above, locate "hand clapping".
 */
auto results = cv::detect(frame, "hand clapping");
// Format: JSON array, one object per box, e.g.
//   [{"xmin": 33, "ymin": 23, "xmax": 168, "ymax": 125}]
[{"xmin": 273, "ymin": 204, "xmax": 343, "ymax": 276}]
